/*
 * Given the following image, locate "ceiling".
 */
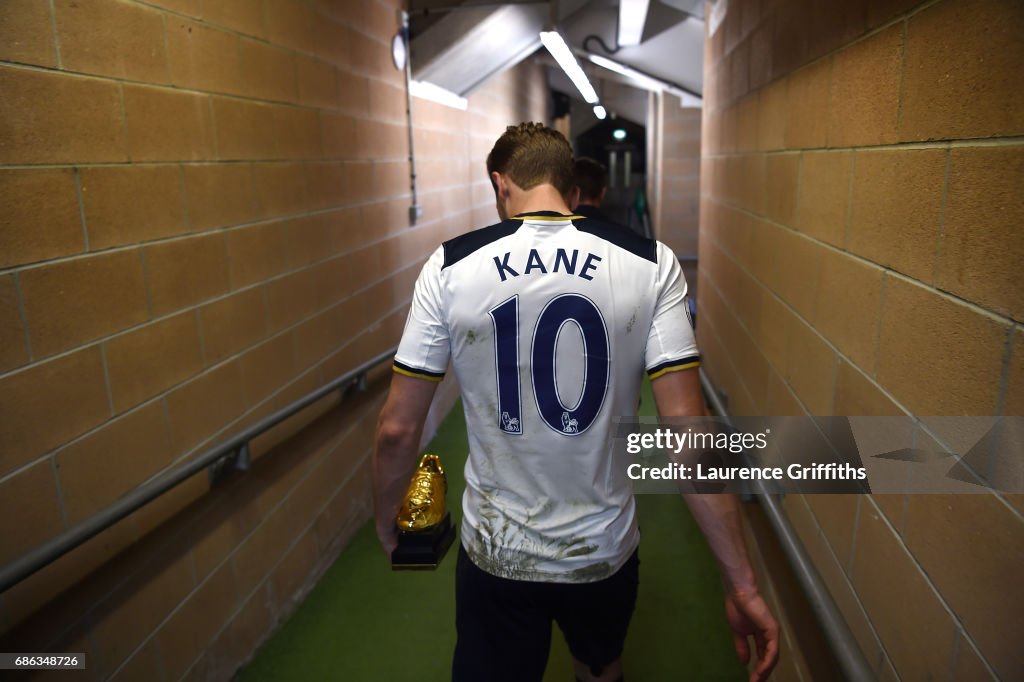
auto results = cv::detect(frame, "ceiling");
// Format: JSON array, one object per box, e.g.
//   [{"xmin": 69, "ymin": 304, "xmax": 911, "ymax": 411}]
[{"xmin": 408, "ymin": 0, "xmax": 706, "ymax": 126}]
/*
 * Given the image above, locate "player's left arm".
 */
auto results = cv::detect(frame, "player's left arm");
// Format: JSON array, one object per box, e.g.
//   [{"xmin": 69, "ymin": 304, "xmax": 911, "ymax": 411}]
[
  {"xmin": 651, "ymin": 368, "xmax": 779, "ymax": 682},
  {"xmin": 372, "ymin": 372, "xmax": 440, "ymax": 554}
]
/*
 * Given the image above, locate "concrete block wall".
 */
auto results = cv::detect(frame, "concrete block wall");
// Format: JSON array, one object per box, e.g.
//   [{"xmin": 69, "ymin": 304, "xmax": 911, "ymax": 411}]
[
  {"xmin": 687, "ymin": 0, "xmax": 1023, "ymax": 679},
  {"xmin": 650, "ymin": 96, "xmax": 702, "ymax": 291},
  {"xmin": 654, "ymin": 102, "xmax": 702, "ymax": 260},
  {"xmin": 0, "ymin": 0, "xmax": 548, "ymax": 678}
]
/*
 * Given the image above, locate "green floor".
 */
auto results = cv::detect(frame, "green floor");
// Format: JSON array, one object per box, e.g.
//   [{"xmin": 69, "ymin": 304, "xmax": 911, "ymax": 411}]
[{"xmin": 242, "ymin": 383, "xmax": 746, "ymax": 681}]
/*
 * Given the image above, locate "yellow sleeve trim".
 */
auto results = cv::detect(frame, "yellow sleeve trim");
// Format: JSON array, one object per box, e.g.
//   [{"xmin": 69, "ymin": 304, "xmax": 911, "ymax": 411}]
[
  {"xmin": 647, "ymin": 360, "xmax": 701, "ymax": 380},
  {"xmin": 392, "ymin": 365, "xmax": 444, "ymax": 382}
]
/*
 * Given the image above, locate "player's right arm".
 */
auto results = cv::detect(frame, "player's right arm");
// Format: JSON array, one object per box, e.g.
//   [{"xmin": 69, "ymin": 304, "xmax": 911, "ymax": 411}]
[
  {"xmin": 373, "ymin": 246, "xmax": 451, "ymax": 554},
  {"xmin": 373, "ymin": 372, "xmax": 439, "ymax": 554},
  {"xmin": 650, "ymin": 370, "xmax": 779, "ymax": 682}
]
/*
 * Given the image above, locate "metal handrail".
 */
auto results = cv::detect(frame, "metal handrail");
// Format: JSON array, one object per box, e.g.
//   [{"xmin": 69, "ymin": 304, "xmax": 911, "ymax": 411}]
[
  {"xmin": 2, "ymin": 342, "xmax": 876, "ymax": 682},
  {"xmin": 698, "ymin": 369, "xmax": 876, "ymax": 682},
  {"xmin": 0, "ymin": 347, "xmax": 398, "ymax": 594}
]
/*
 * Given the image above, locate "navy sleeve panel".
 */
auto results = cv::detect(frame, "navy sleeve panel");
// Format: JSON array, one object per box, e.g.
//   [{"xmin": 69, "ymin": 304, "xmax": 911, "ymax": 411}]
[
  {"xmin": 647, "ymin": 355, "xmax": 702, "ymax": 379},
  {"xmin": 573, "ymin": 217, "xmax": 658, "ymax": 263},
  {"xmin": 393, "ymin": 359, "xmax": 446, "ymax": 382},
  {"xmin": 442, "ymin": 220, "xmax": 522, "ymax": 269}
]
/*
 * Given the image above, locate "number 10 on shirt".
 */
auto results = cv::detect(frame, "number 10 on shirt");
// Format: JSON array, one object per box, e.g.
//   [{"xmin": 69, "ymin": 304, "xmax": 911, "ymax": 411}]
[{"xmin": 488, "ymin": 293, "xmax": 610, "ymax": 437}]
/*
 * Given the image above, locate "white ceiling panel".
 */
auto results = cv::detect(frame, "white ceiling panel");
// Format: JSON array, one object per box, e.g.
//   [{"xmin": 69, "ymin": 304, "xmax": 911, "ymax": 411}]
[
  {"xmin": 411, "ymin": 3, "xmax": 547, "ymax": 96},
  {"xmin": 408, "ymin": 1, "xmax": 705, "ymax": 106}
]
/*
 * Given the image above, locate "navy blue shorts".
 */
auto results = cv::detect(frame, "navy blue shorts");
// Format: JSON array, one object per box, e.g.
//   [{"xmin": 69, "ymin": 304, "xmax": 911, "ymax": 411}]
[{"xmin": 452, "ymin": 544, "xmax": 639, "ymax": 682}]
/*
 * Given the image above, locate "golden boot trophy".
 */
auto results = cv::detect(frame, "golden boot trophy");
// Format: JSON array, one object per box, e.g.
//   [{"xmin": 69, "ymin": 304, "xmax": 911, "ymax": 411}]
[{"xmin": 391, "ymin": 453, "xmax": 456, "ymax": 570}]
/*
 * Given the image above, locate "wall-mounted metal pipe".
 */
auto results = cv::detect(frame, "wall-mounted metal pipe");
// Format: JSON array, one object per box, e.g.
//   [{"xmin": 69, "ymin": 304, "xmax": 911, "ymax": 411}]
[
  {"xmin": 698, "ymin": 368, "xmax": 876, "ymax": 682},
  {"xmin": 401, "ymin": 10, "xmax": 422, "ymax": 226},
  {"xmin": 0, "ymin": 348, "xmax": 397, "ymax": 595}
]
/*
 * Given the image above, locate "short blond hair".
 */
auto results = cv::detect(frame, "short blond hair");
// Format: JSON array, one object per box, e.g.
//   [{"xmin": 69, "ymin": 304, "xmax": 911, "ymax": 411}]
[{"xmin": 486, "ymin": 122, "xmax": 575, "ymax": 198}]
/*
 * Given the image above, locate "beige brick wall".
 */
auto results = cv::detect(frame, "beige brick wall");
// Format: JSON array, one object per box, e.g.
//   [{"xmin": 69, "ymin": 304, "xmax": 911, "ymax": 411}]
[
  {"xmin": 654, "ymin": 101, "xmax": 702, "ymax": 258},
  {"xmin": 652, "ymin": 97, "xmax": 702, "ymax": 291},
  {"xmin": 0, "ymin": 0, "xmax": 548, "ymax": 678},
  {"xmin": 685, "ymin": 0, "xmax": 1023, "ymax": 679}
]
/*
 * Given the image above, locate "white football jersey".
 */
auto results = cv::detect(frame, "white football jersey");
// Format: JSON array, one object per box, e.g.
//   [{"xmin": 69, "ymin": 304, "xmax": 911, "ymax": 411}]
[{"xmin": 395, "ymin": 211, "xmax": 699, "ymax": 583}]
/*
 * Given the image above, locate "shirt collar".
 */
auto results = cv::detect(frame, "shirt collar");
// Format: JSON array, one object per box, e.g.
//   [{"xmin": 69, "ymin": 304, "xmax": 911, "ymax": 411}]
[{"xmin": 512, "ymin": 211, "xmax": 584, "ymax": 221}]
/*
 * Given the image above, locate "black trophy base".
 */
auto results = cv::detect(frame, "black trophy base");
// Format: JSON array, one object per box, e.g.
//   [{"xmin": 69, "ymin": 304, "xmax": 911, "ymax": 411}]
[{"xmin": 391, "ymin": 512, "xmax": 455, "ymax": 570}]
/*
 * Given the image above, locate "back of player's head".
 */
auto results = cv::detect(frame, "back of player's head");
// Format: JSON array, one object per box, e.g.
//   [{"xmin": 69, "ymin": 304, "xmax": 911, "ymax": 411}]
[
  {"xmin": 574, "ymin": 157, "xmax": 607, "ymax": 203},
  {"xmin": 486, "ymin": 122, "xmax": 575, "ymax": 198}
]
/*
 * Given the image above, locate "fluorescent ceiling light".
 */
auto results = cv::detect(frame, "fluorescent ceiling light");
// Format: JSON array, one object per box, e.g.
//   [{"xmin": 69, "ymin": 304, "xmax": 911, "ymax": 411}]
[
  {"xmin": 409, "ymin": 79, "xmax": 468, "ymax": 110},
  {"xmin": 676, "ymin": 91, "xmax": 702, "ymax": 108},
  {"xmin": 587, "ymin": 54, "xmax": 667, "ymax": 92},
  {"xmin": 618, "ymin": 0, "xmax": 651, "ymax": 47},
  {"xmin": 585, "ymin": 53, "xmax": 703, "ymax": 107},
  {"xmin": 540, "ymin": 31, "xmax": 599, "ymax": 103},
  {"xmin": 588, "ymin": 54, "xmax": 630, "ymax": 77},
  {"xmin": 593, "ymin": 105, "xmax": 607, "ymax": 119}
]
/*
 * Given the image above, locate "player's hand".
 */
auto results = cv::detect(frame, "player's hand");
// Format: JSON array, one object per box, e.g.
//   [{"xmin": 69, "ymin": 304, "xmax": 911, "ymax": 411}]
[
  {"xmin": 376, "ymin": 520, "xmax": 398, "ymax": 556},
  {"xmin": 724, "ymin": 591, "xmax": 779, "ymax": 682}
]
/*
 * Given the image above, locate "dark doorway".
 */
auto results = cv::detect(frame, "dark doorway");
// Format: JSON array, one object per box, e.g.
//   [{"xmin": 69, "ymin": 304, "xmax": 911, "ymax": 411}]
[{"xmin": 574, "ymin": 117, "xmax": 648, "ymax": 233}]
